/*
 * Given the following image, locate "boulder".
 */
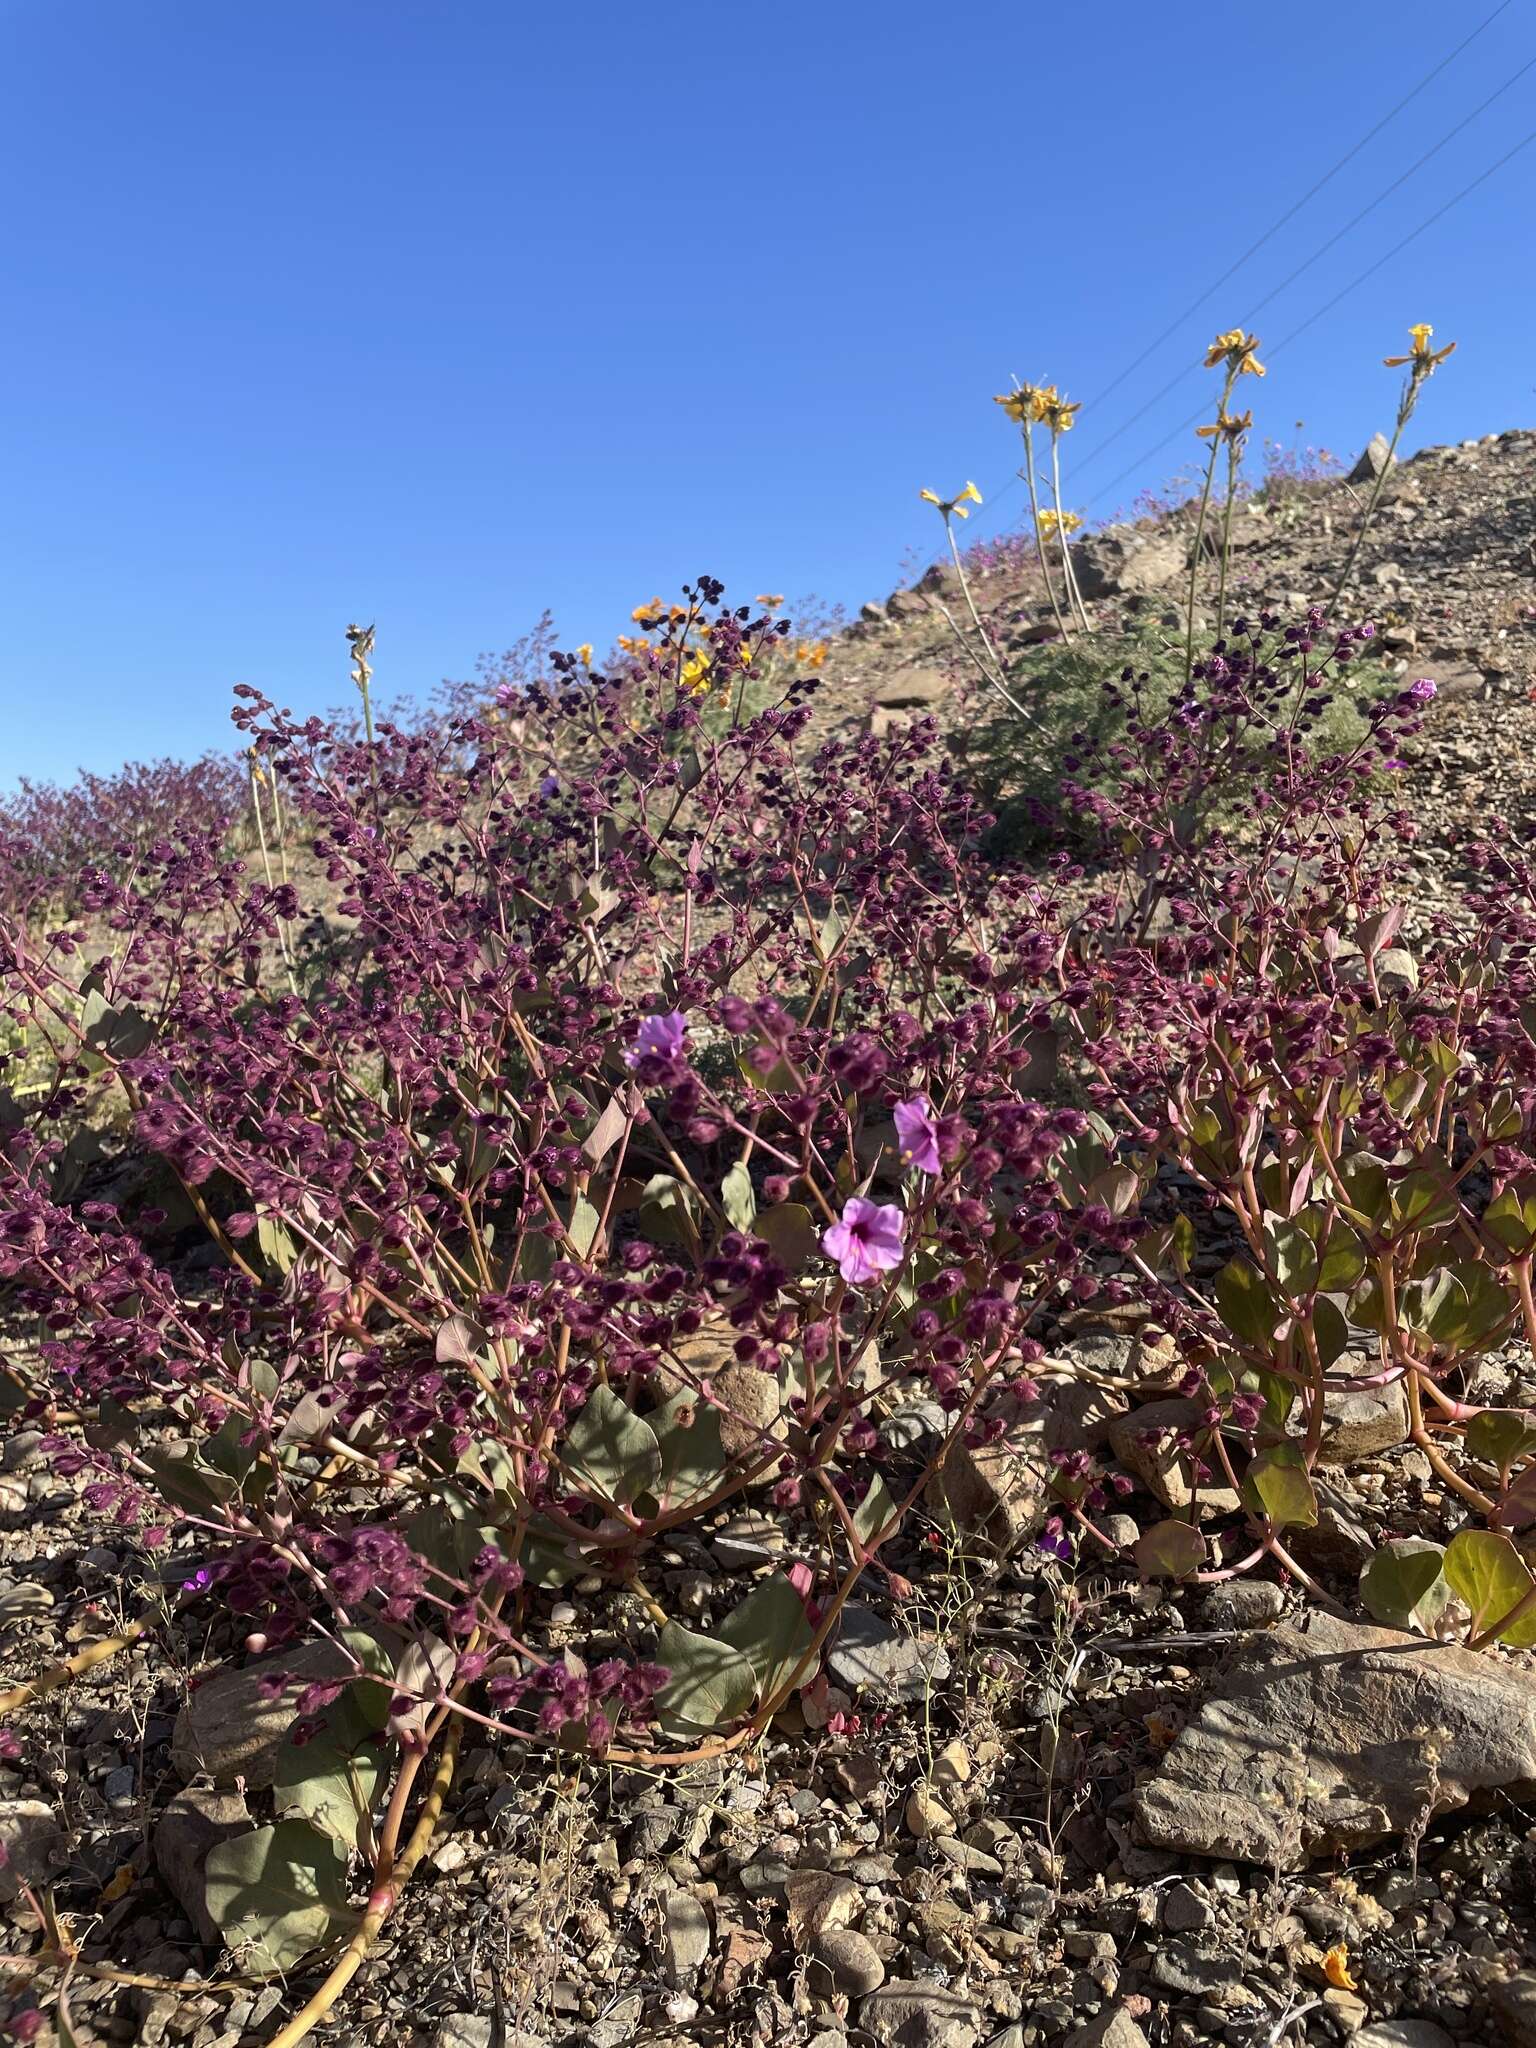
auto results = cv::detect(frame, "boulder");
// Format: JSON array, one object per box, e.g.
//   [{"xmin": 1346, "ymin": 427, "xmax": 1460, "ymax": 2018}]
[
  {"xmin": 926, "ymin": 1377, "xmax": 1125, "ymax": 1551},
  {"xmin": 874, "ymin": 667, "xmax": 951, "ymax": 710},
  {"xmin": 828, "ymin": 1603, "xmax": 950, "ymax": 1704},
  {"xmin": 170, "ymin": 1640, "xmax": 355, "ymax": 1789},
  {"xmin": 860, "ymin": 1980, "xmax": 983, "ymax": 2048},
  {"xmin": 1135, "ymin": 1609, "xmax": 1536, "ymax": 1865},
  {"xmin": 1106, "ymin": 1397, "xmax": 1240, "ymax": 1515},
  {"xmin": 1347, "ymin": 432, "xmax": 1396, "ymax": 485},
  {"xmin": 1072, "ymin": 531, "xmax": 1185, "ymax": 600},
  {"xmin": 152, "ymin": 1786, "xmax": 252, "ymax": 1945}
]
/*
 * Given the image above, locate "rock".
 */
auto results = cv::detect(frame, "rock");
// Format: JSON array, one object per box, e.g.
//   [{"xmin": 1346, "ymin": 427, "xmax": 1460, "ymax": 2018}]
[
  {"xmin": 1072, "ymin": 531, "xmax": 1184, "ymax": 600},
  {"xmin": 929, "ymin": 1739, "xmax": 971, "ymax": 1789},
  {"xmin": 1106, "ymin": 1398, "xmax": 1240, "ymax": 1514},
  {"xmin": 431, "ymin": 2023, "xmax": 547, "ymax": 2048},
  {"xmin": 1308, "ymin": 1379, "xmax": 1409, "ymax": 1464},
  {"xmin": 860, "ymin": 601, "xmax": 888, "ymax": 622},
  {"xmin": 737, "ymin": 1854, "xmax": 791, "ymax": 1899},
  {"xmin": 153, "ymin": 1787, "xmax": 253, "ymax": 1945},
  {"xmin": 1489, "ymin": 1971, "xmax": 1536, "ymax": 2046},
  {"xmin": 1135, "ymin": 1609, "xmax": 1536, "ymax": 1865},
  {"xmin": 887, "ymin": 589, "xmax": 926, "ymax": 619},
  {"xmin": 170, "ymin": 1641, "xmax": 358, "ymax": 1789},
  {"xmin": 1199, "ymin": 1580, "xmax": 1285, "ymax": 1630},
  {"xmin": 874, "ymin": 666, "xmax": 951, "ymax": 710},
  {"xmin": 1348, "ymin": 433, "xmax": 1396, "ymax": 485},
  {"xmin": 0, "ymin": 1799, "xmax": 65, "ymax": 1903},
  {"xmin": 1289, "ymin": 1475, "xmax": 1376, "ymax": 1574},
  {"xmin": 659, "ymin": 1322, "xmax": 789, "ymax": 1468},
  {"xmin": 1066, "ymin": 2013, "xmax": 1152, "ymax": 2048},
  {"xmin": 859, "ymin": 1979, "xmax": 983, "ymax": 2048},
  {"xmin": 810, "ymin": 1925, "xmax": 886, "ymax": 1996},
  {"xmin": 927, "ymin": 1379, "xmax": 1124, "ymax": 1551},
  {"xmin": 935, "ymin": 1835, "xmax": 1002, "ymax": 1877},
  {"xmin": 828, "ymin": 1604, "xmax": 950, "ymax": 1704},
  {"xmin": 785, "ymin": 1868, "xmax": 860, "ymax": 1944},
  {"xmin": 1149, "ymin": 1941, "xmax": 1249, "ymax": 2004},
  {"xmin": 1160, "ymin": 1880, "xmax": 1212, "ymax": 1932},
  {"xmin": 1352, "ymin": 2025, "xmax": 1455, "ymax": 2048},
  {"xmin": 710, "ymin": 1511, "xmax": 785, "ymax": 1569},
  {"xmin": 904, "ymin": 1786, "xmax": 953, "ymax": 1839},
  {"xmin": 660, "ymin": 1887, "xmax": 711, "ymax": 1986}
]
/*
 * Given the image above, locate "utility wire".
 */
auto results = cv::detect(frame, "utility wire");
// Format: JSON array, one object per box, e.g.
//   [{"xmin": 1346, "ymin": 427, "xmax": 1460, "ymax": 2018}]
[
  {"xmin": 1079, "ymin": 118, "xmax": 1536, "ymax": 515},
  {"xmin": 1088, "ymin": 0, "xmax": 1514, "ymax": 414},
  {"xmin": 1068, "ymin": 50, "xmax": 1536, "ymax": 485}
]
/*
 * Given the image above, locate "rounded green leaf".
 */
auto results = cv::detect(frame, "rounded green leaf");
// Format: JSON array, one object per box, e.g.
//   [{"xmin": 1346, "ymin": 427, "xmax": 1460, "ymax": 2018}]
[
  {"xmin": 203, "ymin": 1820, "xmax": 351, "ymax": 1974},
  {"xmin": 1443, "ymin": 1528, "xmax": 1536, "ymax": 1647},
  {"xmin": 1359, "ymin": 1539, "xmax": 1450, "ymax": 1635},
  {"xmin": 1133, "ymin": 1520, "xmax": 1206, "ymax": 1581}
]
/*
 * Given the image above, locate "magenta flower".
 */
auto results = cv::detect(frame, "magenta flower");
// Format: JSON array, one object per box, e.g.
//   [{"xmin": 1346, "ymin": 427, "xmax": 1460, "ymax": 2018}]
[
  {"xmin": 624, "ymin": 1010, "xmax": 688, "ymax": 1069},
  {"xmin": 822, "ymin": 1197, "xmax": 905, "ymax": 1286},
  {"xmin": 1408, "ymin": 677, "xmax": 1436, "ymax": 702},
  {"xmin": 893, "ymin": 1094, "xmax": 941, "ymax": 1173}
]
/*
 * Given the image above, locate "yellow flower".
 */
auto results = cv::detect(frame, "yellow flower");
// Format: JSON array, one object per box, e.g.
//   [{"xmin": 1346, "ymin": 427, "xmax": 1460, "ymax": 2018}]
[
  {"xmin": 1195, "ymin": 407, "xmax": 1254, "ymax": 444},
  {"xmin": 575, "ymin": 642, "xmax": 594, "ymax": 666},
  {"xmin": 921, "ymin": 481, "xmax": 983, "ymax": 520},
  {"xmin": 1204, "ymin": 329, "xmax": 1265, "ymax": 378},
  {"xmin": 679, "ymin": 648, "xmax": 712, "ymax": 694},
  {"xmin": 1383, "ymin": 321, "xmax": 1457, "ymax": 374},
  {"xmin": 616, "ymin": 633, "xmax": 648, "ymax": 654},
  {"xmin": 994, "ymin": 382, "xmax": 1043, "ymax": 424},
  {"xmin": 1322, "ymin": 1946, "xmax": 1357, "ymax": 1991},
  {"xmin": 1037, "ymin": 508, "xmax": 1084, "ymax": 537},
  {"xmin": 631, "ymin": 597, "xmax": 664, "ymax": 624},
  {"xmin": 1038, "ymin": 390, "xmax": 1081, "ymax": 434},
  {"xmin": 795, "ymin": 639, "xmax": 829, "ymax": 669},
  {"xmin": 756, "ymin": 593, "xmax": 784, "ymax": 609}
]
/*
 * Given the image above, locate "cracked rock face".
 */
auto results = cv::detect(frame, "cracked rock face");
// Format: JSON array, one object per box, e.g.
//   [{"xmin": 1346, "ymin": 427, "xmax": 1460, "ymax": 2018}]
[{"xmin": 1134, "ymin": 1609, "xmax": 1536, "ymax": 1865}]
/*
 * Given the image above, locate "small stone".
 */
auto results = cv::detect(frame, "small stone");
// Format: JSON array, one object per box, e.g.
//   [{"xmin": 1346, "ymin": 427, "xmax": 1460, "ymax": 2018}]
[
  {"xmin": 738, "ymin": 1855, "xmax": 792, "ymax": 1900},
  {"xmin": 660, "ymin": 1887, "xmax": 711, "ymax": 1986},
  {"xmin": 860, "ymin": 1979, "xmax": 983, "ymax": 2048},
  {"xmin": 1066, "ymin": 2012, "xmax": 1152, "ymax": 2048},
  {"xmin": 170, "ymin": 1641, "xmax": 354, "ymax": 1790},
  {"xmin": 934, "ymin": 1835, "xmax": 1003, "ymax": 1878},
  {"xmin": 810, "ymin": 1926, "xmax": 886, "ymax": 1996},
  {"xmin": 904, "ymin": 1786, "xmax": 953, "ymax": 1839},
  {"xmin": 1107, "ymin": 1399, "xmax": 1241, "ymax": 1514},
  {"xmin": 1315, "ymin": 1381, "xmax": 1410, "ymax": 1464},
  {"xmin": 785, "ymin": 1868, "xmax": 861, "ymax": 1944},
  {"xmin": 829, "ymin": 1604, "xmax": 950, "ymax": 1704},
  {"xmin": 710, "ymin": 1512, "xmax": 785, "ymax": 1569},
  {"xmin": 1199, "ymin": 1580, "xmax": 1284, "ymax": 1630},
  {"xmin": 1352, "ymin": 2025, "xmax": 1455, "ymax": 2048},
  {"xmin": 0, "ymin": 1800, "xmax": 65, "ymax": 1904},
  {"xmin": 1160, "ymin": 1881, "xmax": 1212, "ymax": 1932},
  {"xmin": 1490, "ymin": 1971, "xmax": 1536, "ymax": 2047},
  {"xmin": 929, "ymin": 1740, "xmax": 971, "ymax": 1789}
]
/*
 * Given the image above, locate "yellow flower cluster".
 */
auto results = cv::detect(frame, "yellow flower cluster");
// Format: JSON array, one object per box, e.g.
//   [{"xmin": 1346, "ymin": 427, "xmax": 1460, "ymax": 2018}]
[
  {"xmin": 993, "ymin": 383, "xmax": 1080, "ymax": 433},
  {"xmin": 920, "ymin": 481, "xmax": 983, "ymax": 520},
  {"xmin": 1195, "ymin": 407, "xmax": 1254, "ymax": 444},
  {"xmin": 1384, "ymin": 321, "xmax": 1456, "ymax": 375},
  {"xmin": 795, "ymin": 639, "xmax": 830, "ymax": 669},
  {"xmin": 1203, "ymin": 329, "xmax": 1266, "ymax": 378},
  {"xmin": 1036, "ymin": 507, "xmax": 1084, "ymax": 538}
]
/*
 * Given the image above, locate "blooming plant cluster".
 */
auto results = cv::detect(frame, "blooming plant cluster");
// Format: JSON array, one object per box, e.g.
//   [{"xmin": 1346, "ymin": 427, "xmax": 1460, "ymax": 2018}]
[{"xmin": 2, "ymin": 322, "xmax": 1513, "ymax": 2026}]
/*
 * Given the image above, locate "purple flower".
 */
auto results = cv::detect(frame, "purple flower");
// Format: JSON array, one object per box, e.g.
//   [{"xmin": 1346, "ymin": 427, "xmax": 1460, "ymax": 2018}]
[
  {"xmin": 893, "ymin": 1094, "xmax": 941, "ymax": 1173},
  {"xmin": 624, "ymin": 1010, "xmax": 688, "ymax": 1069},
  {"xmin": 1408, "ymin": 677, "xmax": 1436, "ymax": 702},
  {"xmin": 822, "ymin": 1197, "xmax": 905, "ymax": 1286}
]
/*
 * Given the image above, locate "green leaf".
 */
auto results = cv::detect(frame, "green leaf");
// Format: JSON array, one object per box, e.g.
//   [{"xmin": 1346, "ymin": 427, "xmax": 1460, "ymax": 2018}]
[
  {"xmin": 1467, "ymin": 1408, "xmax": 1536, "ymax": 1477},
  {"xmin": 1484, "ymin": 1184, "xmax": 1536, "ymax": 1257},
  {"xmin": 648, "ymin": 1385, "xmax": 727, "ymax": 1513},
  {"xmin": 1262, "ymin": 1217, "xmax": 1318, "ymax": 1297},
  {"xmin": 435, "ymin": 1313, "xmax": 489, "ymax": 1367},
  {"xmin": 1241, "ymin": 1447, "xmax": 1318, "ymax": 1531},
  {"xmin": 720, "ymin": 1162, "xmax": 757, "ymax": 1234},
  {"xmin": 1359, "ymin": 1539, "xmax": 1450, "ymax": 1635},
  {"xmin": 203, "ymin": 1820, "xmax": 351, "ymax": 1974},
  {"xmin": 755, "ymin": 1202, "xmax": 818, "ymax": 1273},
  {"xmin": 1334, "ymin": 1152, "xmax": 1389, "ymax": 1229},
  {"xmin": 256, "ymin": 1216, "xmax": 300, "ymax": 1277},
  {"xmin": 639, "ymin": 1173, "xmax": 701, "ymax": 1249},
  {"xmin": 560, "ymin": 1386, "xmax": 662, "ymax": 1507},
  {"xmin": 1443, "ymin": 1528, "xmax": 1536, "ymax": 1647},
  {"xmin": 271, "ymin": 1692, "xmax": 388, "ymax": 1851},
  {"xmin": 1309, "ymin": 1296, "xmax": 1350, "ymax": 1373},
  {"xmin": 1133, "ymin": 1520, "xmax": 1206, "ymax": 1581},
  {"xmin": 1214, "ymin": 1257, "xmax": 1280, "ymax": 1347},
  {"xmin": 851, "ymin": 1474, "xmax": 899, "ymax": 1551},
  {"xmin": 565, "ymin": 1195, "xmax": 602, "ymax": 1260},
  {"xmin": 1388, "ymin": 1170, "xmax": 1458, "ymax": 1237},
  {"xmin": 652, "ymin": 1621, "xmax": 759, "ymax": 1739},
  {"xmin": 716, "ymin": 1573, "xmax": 814, "ymax": 1708}
]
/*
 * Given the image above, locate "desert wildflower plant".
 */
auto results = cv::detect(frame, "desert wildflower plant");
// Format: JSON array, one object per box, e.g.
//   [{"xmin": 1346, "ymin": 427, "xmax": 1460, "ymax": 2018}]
[{"xmin": 1331, "ymin": 320, "xmax": 1458, "ymax": 611}]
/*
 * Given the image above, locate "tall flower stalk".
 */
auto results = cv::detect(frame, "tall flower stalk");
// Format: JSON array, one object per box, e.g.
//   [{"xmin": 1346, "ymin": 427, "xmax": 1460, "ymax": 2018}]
[
  {"xmin": 1330, "ymin": 322, "xmax": 1456, "ymax": 614},
  {"xmin": 994, "ymin": 385, "xmax": 1072, "ymax": 642},
  {"xmin": 1185, "ymin": 330, "xmax": 1264, "ymax": 680},
  {"xmin": 919, "ymin": 482, "xmax": 1046, "ymax": 731}
]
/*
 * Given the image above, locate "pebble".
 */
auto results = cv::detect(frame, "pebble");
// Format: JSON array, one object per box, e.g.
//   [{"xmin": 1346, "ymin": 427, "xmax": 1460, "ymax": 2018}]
[
  {"xmin": 1160, "ymin": 1880, "xmax": 1211, "ymax": 1932},
  {"xmin": 810, "ymin": 1925, "xmax": 886, "ymax": 1995}
]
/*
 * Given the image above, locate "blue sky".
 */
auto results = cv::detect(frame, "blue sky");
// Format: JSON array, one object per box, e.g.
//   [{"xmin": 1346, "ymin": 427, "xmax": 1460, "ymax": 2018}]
[{"xmin": 4, "ymin": 0, "xmax": 1533, "ymax": 784}]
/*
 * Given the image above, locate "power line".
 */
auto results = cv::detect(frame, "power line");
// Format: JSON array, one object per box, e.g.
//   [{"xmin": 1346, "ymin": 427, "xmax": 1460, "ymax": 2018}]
[
  {"xmin": 1068, "ymin": 50, "xmax": 1536, "ymax": 485},
  {"xmin": 1087, "ymin": 0, "xmax": 1514, "ymax": 414},
  {"xmin": 1079, "ymin": 118, "xmax": 1536, "ymax": 515}
]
